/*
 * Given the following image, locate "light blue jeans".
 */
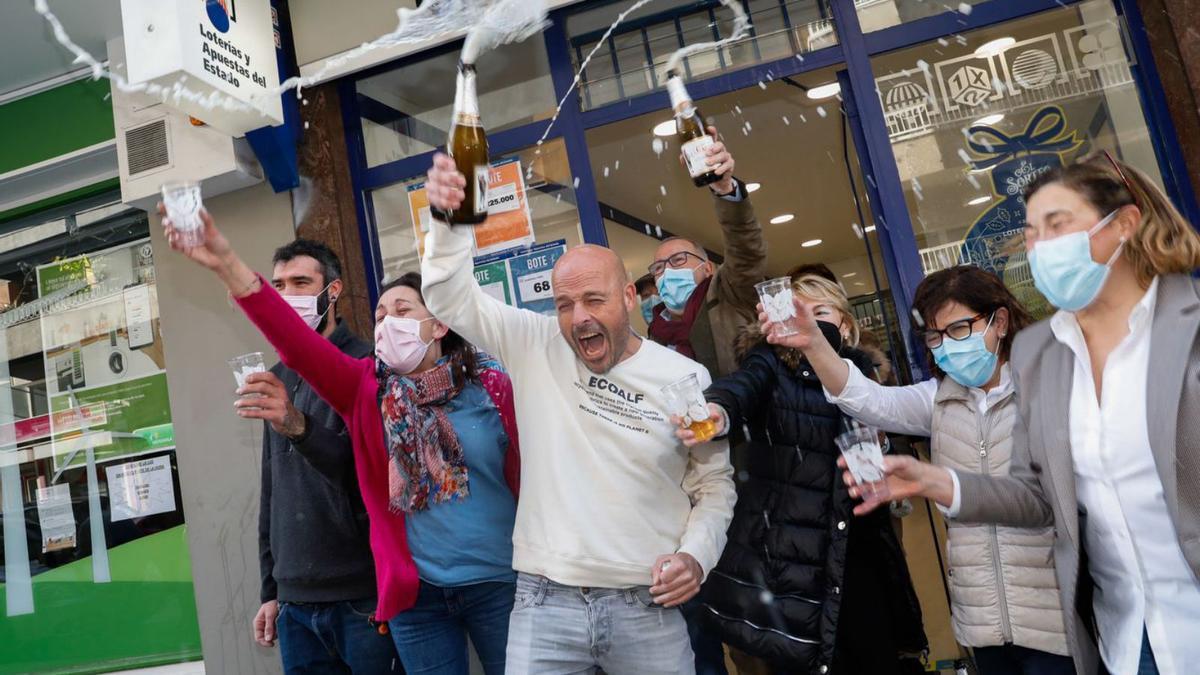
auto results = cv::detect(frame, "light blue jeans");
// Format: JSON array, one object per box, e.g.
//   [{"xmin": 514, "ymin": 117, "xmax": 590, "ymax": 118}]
[{"xmin": 504, "ymin": 573, "xmax": 695, "ymax": 674}]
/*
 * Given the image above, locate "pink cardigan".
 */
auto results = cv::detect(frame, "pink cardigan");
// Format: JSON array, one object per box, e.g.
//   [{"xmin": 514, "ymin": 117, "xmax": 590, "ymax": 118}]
[{"xmin": 237, "ymin": 279, "xmax": 520, "ymax": 621}]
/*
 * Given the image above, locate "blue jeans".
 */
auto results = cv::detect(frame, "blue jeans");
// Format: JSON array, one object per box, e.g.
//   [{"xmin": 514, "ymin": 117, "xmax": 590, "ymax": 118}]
[
  {"xmin": 972, "ymin": 644, "xmax": 1075, "ymax": 675},
  {"xmin": 387, "ymin": 580, "xmax": 514, "ymax": 675},
  {"xmin": 1137, "ymin": 627, "xmax": 1159, "ymax": 675},
  {"xmin": 277, "ymin": 599, "xmax": 402, "ymax": 674},
  {"xmin": 682, "ymin": 597, "xmax": 728, "ymax": 675},
  {"xmin": 505, "ymin": 573, "xmax": 695, "ymax": 674}
]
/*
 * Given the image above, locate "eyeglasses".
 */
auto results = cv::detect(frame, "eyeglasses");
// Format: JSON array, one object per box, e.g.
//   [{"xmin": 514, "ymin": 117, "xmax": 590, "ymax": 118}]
[
  {"xmin": 649, "ymin": 251, "xmax": 705, "ymax": 276},
  {"xmin": 918, "ymin": 312, "xmax": 990, "ymax": 349},
  {"xmin": 1100, "ymin": 149, "xmax": 1140, "ymax": 209}
]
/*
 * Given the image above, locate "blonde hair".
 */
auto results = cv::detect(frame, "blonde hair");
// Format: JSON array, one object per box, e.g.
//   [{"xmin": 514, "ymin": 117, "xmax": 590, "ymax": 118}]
[
  {"xmin": 1025, "ymin": 152, "xmax": 1200, "ymax": 286},
  {"xmin": 792, "ymin": 274, "xmax": 860, "ymax": 348}
]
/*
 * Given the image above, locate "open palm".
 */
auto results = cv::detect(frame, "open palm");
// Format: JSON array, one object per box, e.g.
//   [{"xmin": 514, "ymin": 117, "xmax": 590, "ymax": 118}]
[{"xmin": 840, "ymin": 455, "xmax": 931, "ymax": 516}]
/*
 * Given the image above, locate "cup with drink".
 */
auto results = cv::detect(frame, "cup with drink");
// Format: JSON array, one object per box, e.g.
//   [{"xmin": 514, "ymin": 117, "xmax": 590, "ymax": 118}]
[
  {"xmin": 662, "ymin": 373, "xmax": 718, "ymax": 443},
  {"xmin": 161, "ymin": 181, "xmax": 206, "ymax": 248},
  {"xmin": 835, "ymin": 418, "xmax": 891, "ymax": 504},
  {"xmin": 229, "ymin": 352, "xmax": 266, "ymax": 411},
  {"xmin": 756, "ymin": 276, "xmax": 799, "ymax": 337}
]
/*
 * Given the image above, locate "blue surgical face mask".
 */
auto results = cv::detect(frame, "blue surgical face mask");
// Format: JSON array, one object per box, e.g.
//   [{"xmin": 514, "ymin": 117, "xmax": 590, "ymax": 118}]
[
  {"xmin": 640, "ymin": 295, "xmax": 661, "ymax": 324},
  {"xmin": 657, "ymin": 268, "xmax": 698, "ymax": 313},
  {"xmin": 1029, "ymin": 209, "xmax": 1125, "ymax": 312},
  {"xmin": 931, "ymin": 313, "xmax": 999, "ymax": 389}
]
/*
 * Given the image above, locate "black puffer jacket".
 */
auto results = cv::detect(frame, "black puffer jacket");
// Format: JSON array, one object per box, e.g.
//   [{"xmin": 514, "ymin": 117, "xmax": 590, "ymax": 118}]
[{"xmin": 701, "ymin": 328, "xmax": 927, "ymax": 674}]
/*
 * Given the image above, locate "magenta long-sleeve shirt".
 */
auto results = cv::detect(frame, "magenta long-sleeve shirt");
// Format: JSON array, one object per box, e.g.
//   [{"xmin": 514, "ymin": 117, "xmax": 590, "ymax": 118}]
[{"xmin": 236, "ymin": 279, "xmax": 519, "ymax": 621}]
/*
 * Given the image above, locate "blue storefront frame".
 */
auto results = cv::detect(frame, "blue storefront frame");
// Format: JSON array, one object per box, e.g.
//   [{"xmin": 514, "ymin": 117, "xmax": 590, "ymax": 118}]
[{"xmin": 341, "ymin": 0, "xmax": 1198, "ymax": 374}]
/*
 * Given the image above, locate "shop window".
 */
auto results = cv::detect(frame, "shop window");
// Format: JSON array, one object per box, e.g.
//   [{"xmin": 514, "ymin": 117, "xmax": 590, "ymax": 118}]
[
  {"xmin": 584, "ymin": 65, "xmax": 903, "ymax": 356},
  {"xmin": 0, "ymin": 201, "xmax": 201, "ymax": 672},
  {"xmin": 356, "ymin": 38, "xmax": 557, "ymax": 168},
  {"xmin": 856, "ymin": 0, "xmax": 990, "ymax": 32},
  {"xmin": 568, "ymin": 0, "xmax": 838, "ymax": 110},
  {"xmin": 367, "ymin": 138, "xmax": 584, "ymax": 282},
  {"xmin": 871, "ymin": 0, "xmax": 1164, "ymax": 318}
]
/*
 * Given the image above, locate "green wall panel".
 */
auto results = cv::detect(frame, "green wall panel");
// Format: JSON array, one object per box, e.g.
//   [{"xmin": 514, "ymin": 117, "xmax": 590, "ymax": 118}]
[{"xmin": 0, "ymin": 79, "xmax": 115, "ymax": 175}]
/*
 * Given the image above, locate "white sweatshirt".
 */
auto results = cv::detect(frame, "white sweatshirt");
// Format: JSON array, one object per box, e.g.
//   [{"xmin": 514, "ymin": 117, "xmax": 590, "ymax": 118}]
[{"xmin": 421, "ymin": 220, "xmax": 736, "ymax": 588}]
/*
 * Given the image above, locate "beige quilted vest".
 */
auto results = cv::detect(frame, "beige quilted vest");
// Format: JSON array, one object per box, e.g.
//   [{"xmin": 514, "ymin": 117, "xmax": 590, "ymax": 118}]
[{"xmin": 932, "ymin": 377, "xmax": 1070, "ymax": 656}]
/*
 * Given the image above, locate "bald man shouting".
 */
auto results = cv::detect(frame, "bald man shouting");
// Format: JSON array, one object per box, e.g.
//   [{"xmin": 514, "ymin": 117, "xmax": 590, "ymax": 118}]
[{"xmin": 421, "ymin": 153, "xmax": 735, "ymax": 675}]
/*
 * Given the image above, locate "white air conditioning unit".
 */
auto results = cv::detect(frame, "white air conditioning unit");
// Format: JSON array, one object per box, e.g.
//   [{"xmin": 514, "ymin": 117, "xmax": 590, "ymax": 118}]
[{"xmin": 109, "ymin": 37, "xmax": 264, "ymax": 212}]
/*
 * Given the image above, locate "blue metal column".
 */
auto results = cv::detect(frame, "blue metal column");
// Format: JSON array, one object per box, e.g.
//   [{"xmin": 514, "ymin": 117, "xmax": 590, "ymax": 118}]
[
  {"xmin": 338, "ymin": 78, "xmax": 385, "ymax": 306},
  {"xmin": 830, "ymin": 1, "xmax": 927, "ymax": 374},
  {"xmin": 545, "ymin": 12, "xmax": 609, "ymax": 246}
]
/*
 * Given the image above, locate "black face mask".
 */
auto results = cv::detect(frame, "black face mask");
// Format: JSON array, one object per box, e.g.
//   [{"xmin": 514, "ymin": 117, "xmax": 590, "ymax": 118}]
[{"xmin": 817, "ymin": 319, "xmax": 844, "ymax": 353}]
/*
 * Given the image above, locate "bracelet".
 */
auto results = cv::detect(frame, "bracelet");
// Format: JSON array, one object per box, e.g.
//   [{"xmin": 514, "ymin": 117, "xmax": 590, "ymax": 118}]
[{"xmin": 235, "ymin": 273, "xmax": 261, "ymax": 297}]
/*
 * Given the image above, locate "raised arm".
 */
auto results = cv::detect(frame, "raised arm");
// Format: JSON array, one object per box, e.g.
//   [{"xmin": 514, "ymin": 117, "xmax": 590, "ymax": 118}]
[
  {"xmin": 160, "ymin": 207, "xmax": 365, "ymax": 417},
  {"xmin": 705, "ymin": 346, "xmax": 777, "ymax": 430},
  {"xmin": 703, "ymin": 129, "xmax": 767, "ymax": 316},
  {"xmin": 759, "ymin": 296, "xmax": 935, "ymax": 435},
  {"xmin": 420, "ymin": 153, "xmax": 554, "ymax": 363}
]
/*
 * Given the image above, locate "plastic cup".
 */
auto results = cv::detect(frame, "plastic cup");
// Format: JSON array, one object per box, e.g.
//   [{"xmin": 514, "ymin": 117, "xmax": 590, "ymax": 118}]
[
  {"xmin": 756, "ymin": 276, "xmax": 799, "ymax": 337},
  {"xmin": 161, "ymin": 181, "xmax": 206, "ymax": 248},
  {"xmin": 229, "ymin": 352, "xmax": 266, "ymax": 410},
  {"xmin": 835, "ymin": 419, "xmax": 891, "ymax": 503},
  {"xmin": 661, "ymin": 373, "xmax": 717, "ymax": 443}
]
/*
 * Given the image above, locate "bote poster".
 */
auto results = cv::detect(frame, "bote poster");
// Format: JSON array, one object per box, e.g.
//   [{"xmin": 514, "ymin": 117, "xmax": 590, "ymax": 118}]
[{"xmin": 408, "ymin": 156, "xmax": 535, "ymax": 259}]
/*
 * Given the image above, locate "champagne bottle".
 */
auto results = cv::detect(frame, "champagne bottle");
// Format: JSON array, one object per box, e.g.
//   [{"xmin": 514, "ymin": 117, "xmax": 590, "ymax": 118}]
[
  {"xmin": 439, "ymin": 61, "xmax": 490, "ymax": 225},
  {"xmin": 666, "ymin": 70, "xmax": 720, "ymax": 188}
]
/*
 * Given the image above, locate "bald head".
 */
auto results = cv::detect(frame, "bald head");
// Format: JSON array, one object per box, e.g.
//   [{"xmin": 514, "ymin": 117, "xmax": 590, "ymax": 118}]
[
  {"xmin": 551, "ymin": 244, "xmax": 639, "ymax": 374},
  {"xmin": 554, "ymin": 244, "xmax": 629, "ymax": 288}
]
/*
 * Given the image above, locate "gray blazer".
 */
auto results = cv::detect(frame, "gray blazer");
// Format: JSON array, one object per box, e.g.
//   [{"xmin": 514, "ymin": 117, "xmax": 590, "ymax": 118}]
[{"xmin": 956, "ymin": 274, "xmax": 1200, "ymax": 675}]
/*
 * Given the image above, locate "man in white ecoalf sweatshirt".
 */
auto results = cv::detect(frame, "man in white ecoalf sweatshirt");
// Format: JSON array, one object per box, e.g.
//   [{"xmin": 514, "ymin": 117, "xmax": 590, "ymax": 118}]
[{"xmin": 421, "ymin": 153, "xmax": 736, "ymax": 674}]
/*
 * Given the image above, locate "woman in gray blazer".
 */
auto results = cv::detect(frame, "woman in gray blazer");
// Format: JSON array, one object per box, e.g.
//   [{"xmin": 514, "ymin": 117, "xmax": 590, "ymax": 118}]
[{"xmin": 806, "ymin": 153, "xmax": 1200, "ymax": 675}]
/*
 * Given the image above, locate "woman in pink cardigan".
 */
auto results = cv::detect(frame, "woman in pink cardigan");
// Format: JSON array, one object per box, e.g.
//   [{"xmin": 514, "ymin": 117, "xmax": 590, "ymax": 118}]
[{"xmin": 164, "ymin": 208, "xmax": 519, "ymax": 675}]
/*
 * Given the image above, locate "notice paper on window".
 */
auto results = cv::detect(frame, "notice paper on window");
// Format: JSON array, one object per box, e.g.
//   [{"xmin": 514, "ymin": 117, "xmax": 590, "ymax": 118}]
[
  {"xmin": 105, "ymin": 455, "xmax": 176, "ymax": 521},
  {"xmin": 36, "ymin": 483, "xmax": 77, "ymax": 552}
]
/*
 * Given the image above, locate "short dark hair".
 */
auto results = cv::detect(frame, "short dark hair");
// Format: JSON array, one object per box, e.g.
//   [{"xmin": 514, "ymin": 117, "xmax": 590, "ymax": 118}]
[
  {"xmin": 380, "ymin": 272, "xmax": 480, "ymax": 381},
  {"xmin": 786, "ymin": 263, "xmax": 838, "ymax": 285},
  {"xmin": 272, "ymin": 239, "xmax": 342, "ymax": 286},
  {"xmin": 911, "ymin": 265, "xmax": 1032, "ymax": 377},
  {"xmin": 634, "ymin": 274, "xmax": 656, "ymax": 295}
]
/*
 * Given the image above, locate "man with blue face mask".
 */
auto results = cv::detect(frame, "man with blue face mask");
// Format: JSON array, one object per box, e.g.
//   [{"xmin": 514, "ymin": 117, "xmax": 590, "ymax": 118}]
[{"xmin": 647, "ymin": 134, "xmax": 766, "ymax": 378}]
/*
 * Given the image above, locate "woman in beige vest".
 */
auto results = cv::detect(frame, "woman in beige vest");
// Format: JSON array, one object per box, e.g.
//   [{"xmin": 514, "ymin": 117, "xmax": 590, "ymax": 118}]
[{"xmin": 762, "ymin": 266, "xmax": 1072, "ymax": 674}]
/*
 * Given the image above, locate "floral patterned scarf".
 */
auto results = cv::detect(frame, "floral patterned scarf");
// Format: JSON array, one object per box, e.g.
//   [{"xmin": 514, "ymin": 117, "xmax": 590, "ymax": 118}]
[{"xmin": 378, "ymin": 357, "xmax": 469, "ymax": 513}]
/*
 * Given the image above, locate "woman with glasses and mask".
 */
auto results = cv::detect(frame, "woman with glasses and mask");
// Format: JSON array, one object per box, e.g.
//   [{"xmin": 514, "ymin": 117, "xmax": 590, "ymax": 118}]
[
  {"xmin": 771, "ymin": 265, "xmax": 1073, "ymax": 674},
  {"xmin": 161, "ymin": 209, "xmax": 521, "ymax": 675},
  {"xmin": 827, "ymin": 152, "xmax": 1200, "ymax": 675}
]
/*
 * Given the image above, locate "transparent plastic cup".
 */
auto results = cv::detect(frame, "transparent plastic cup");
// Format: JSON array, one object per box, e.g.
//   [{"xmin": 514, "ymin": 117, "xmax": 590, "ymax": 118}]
[
  {"xmin": 756, "ymin": 276, "xmax": 799, "ymax": 337},
  {"xmin": 661, "ymin": 373, "xmax": 717, "ymax": 443},
  {"xmin": 161, "ymin": 181, "xmax": 206, "ymax": 248},
  {"xmin": 835, "ymin": 419, "xmax": 891, "ymax": 504},
  {"xmin": 229, "ymin": 352, "xmax": 266, "ymax": 410}
]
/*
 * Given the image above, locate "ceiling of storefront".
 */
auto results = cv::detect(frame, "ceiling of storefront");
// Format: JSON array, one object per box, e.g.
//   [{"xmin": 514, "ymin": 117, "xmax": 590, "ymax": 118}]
[
  {"xmin": 586, "ymin": 68, "xmax": 887, "ymax": 293},
  {"xmin": 0, "ymin": 0, "xmax": 123, "ymax": 101}
]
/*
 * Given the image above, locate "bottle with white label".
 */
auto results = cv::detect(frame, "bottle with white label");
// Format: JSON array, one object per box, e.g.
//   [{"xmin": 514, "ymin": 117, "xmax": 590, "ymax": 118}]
[
  {"xmin": 666, "ymin": 70, "xmax": 720, "ymax": 188},
  {"xmin": 439, "ymin": 61, "xmax": 490, "ymax": 225}
]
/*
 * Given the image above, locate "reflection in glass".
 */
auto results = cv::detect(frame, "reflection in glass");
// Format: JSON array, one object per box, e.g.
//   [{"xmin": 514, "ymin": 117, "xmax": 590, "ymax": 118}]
[
  {"xmin": 0, "ymin": 210, "xmax": 200, "ymax": 672},
  {"xmin": 871, "ymin": 1, "xmax": 1163, "ymax": 319},
  {"xmin": 369, "ymin": 138, "xmax": 585, "ymax": 280},
  {"xmin": 568, "ymin": 0, "xmax": 837, "ymax": 110},
  {"xmin": 357, "ymin": 39, "xmax": 556, "ymax": 167}
]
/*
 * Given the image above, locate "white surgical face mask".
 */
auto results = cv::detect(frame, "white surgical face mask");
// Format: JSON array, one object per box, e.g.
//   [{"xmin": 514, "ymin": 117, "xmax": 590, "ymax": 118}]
[
  {"xmin": 375, "ymin": 316, "xmax": 434, "ymax": 374},
  {"xmin": 282, "ymin": 282, "xmax": 335, "ymax": 331}
]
